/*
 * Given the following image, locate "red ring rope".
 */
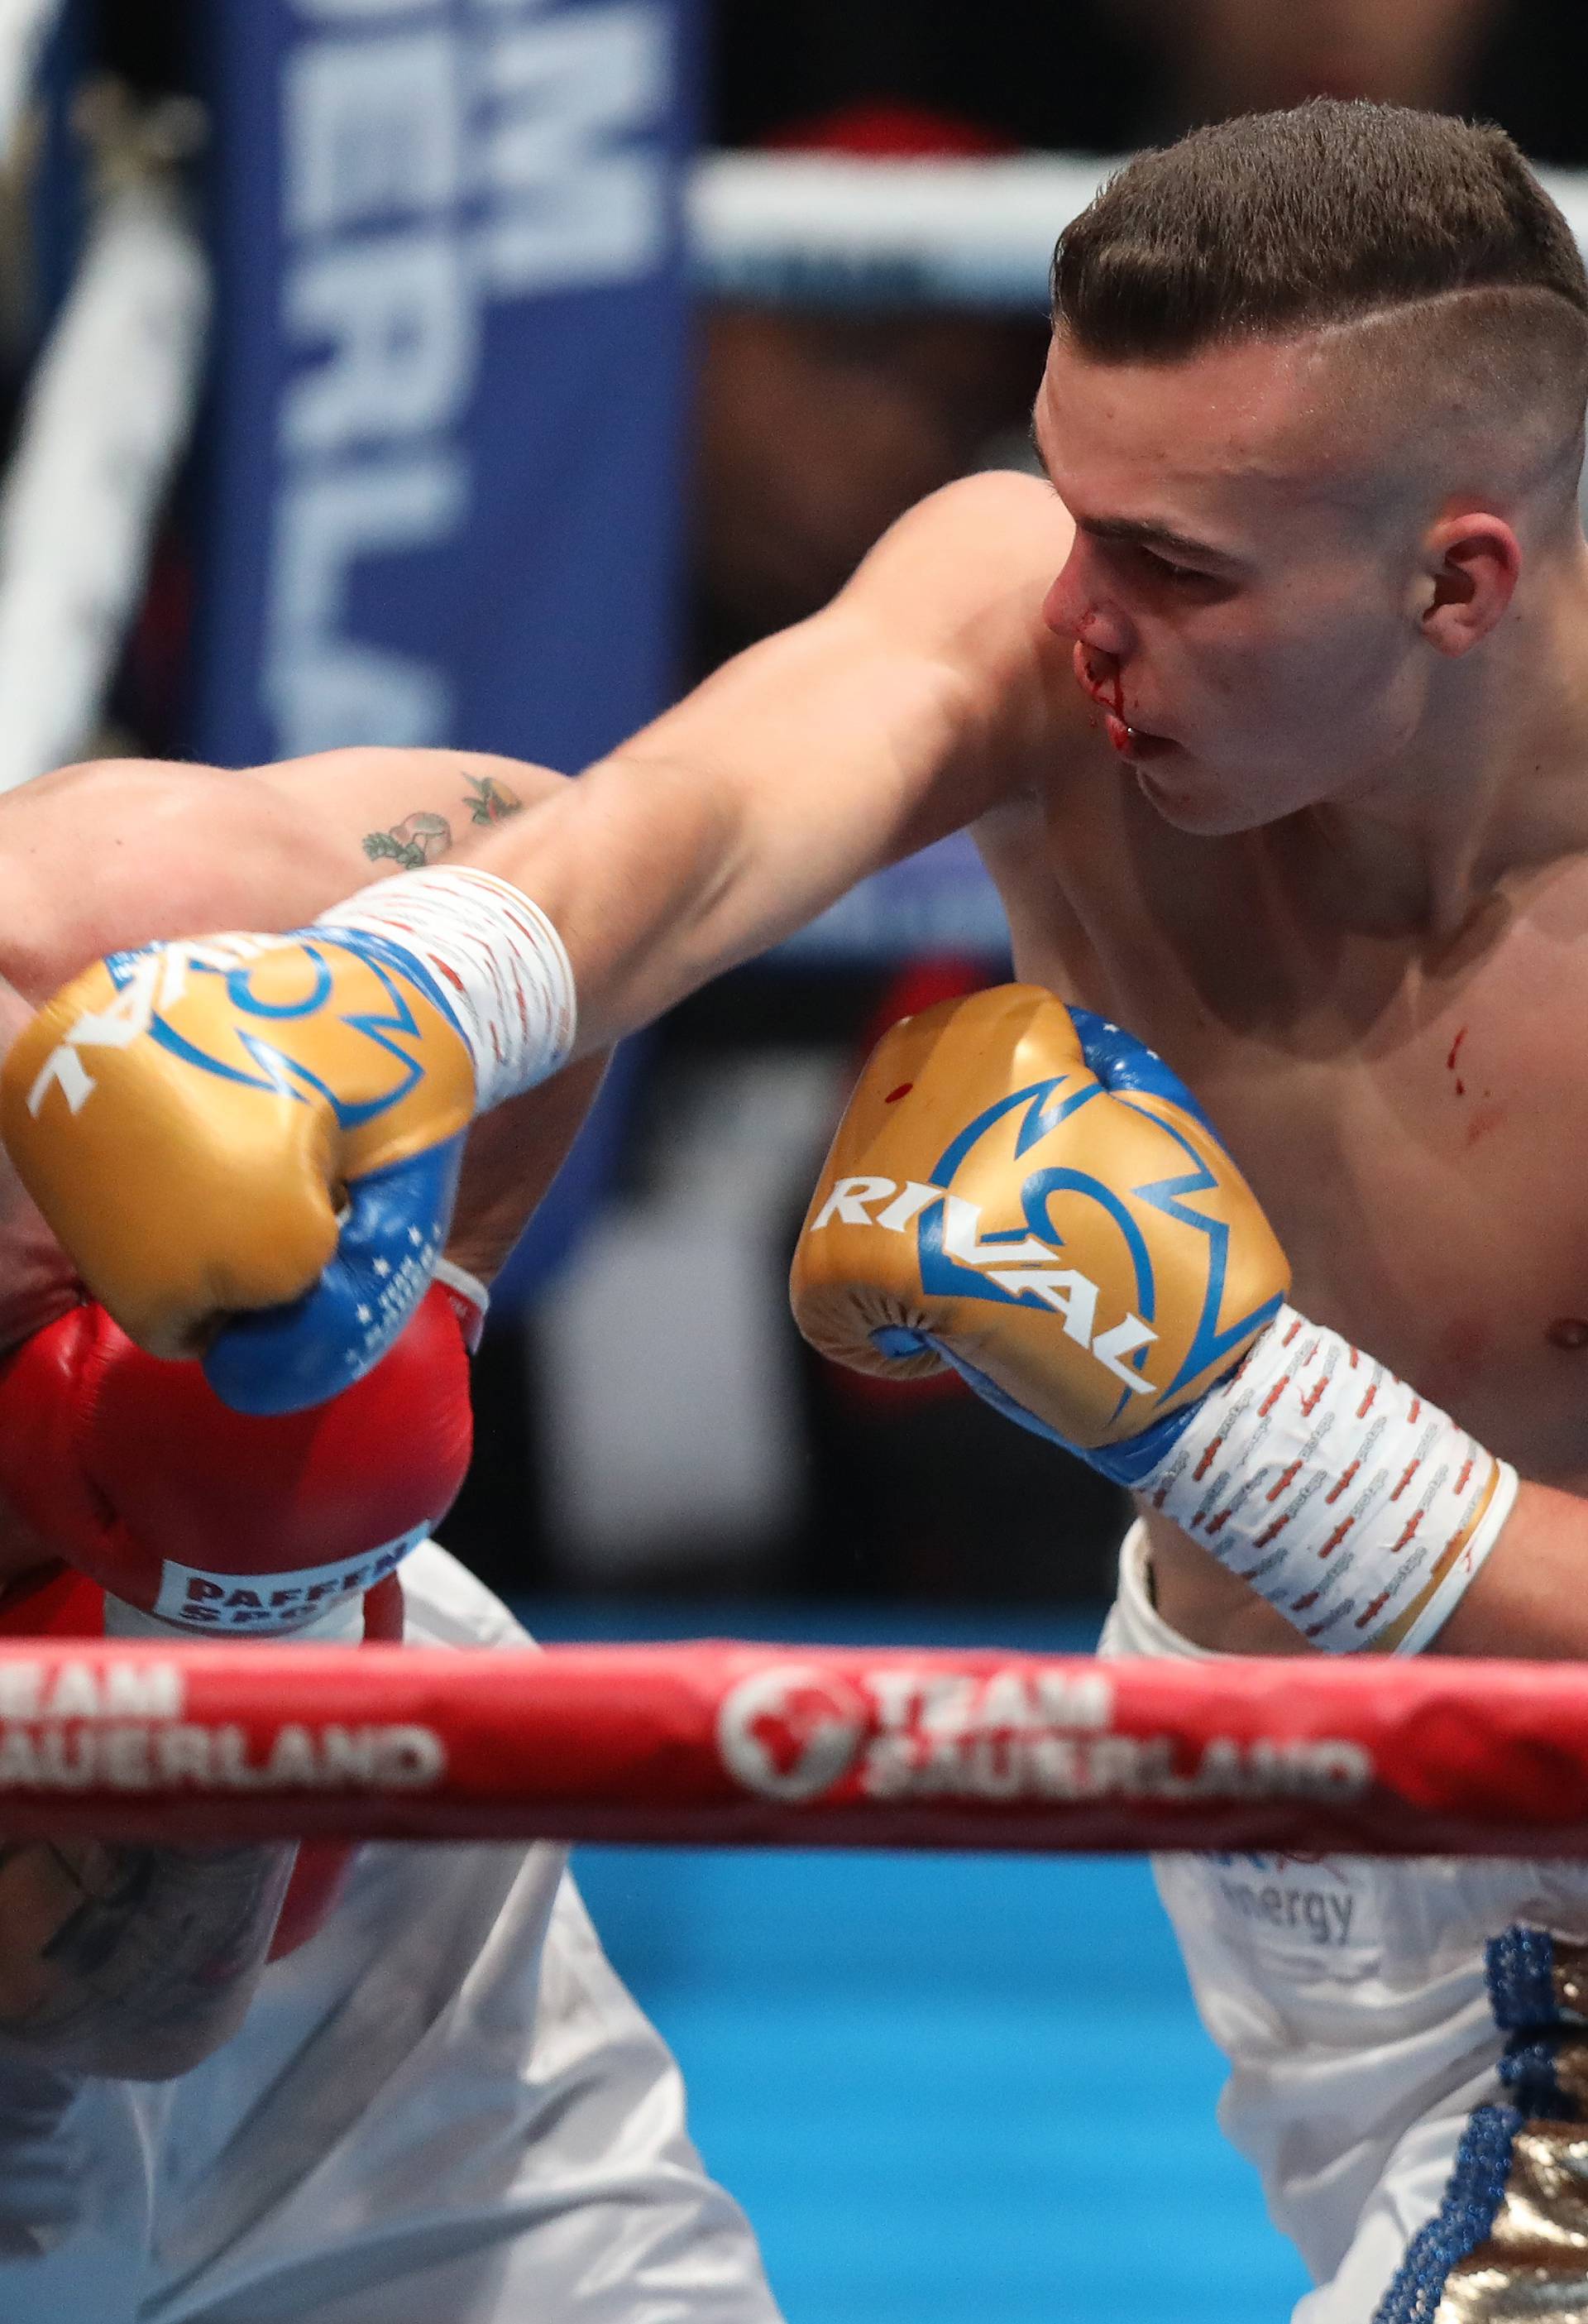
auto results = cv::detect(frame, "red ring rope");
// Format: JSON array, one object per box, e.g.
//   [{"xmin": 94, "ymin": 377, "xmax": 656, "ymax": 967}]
[{"xmin": 0, "ymin": 1639, "xmax": 1582, "ymax": 1853}]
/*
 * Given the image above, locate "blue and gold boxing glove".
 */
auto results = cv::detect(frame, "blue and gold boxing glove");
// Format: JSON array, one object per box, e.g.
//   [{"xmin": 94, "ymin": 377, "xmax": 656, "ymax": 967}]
[
  {"xmin": 793, "ymin": 986, "xmax": 1523, "ymax": 1656},
  {"xmin": 1, "ymin": 868, "xmax": 575, "ymax": 1413},
  {"xmin": 790, "ymin": 984, "xmax": 1289, "ymax": 1481}
]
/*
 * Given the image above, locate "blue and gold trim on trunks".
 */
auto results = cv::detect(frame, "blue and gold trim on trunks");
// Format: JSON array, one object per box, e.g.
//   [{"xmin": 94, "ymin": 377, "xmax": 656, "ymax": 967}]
[{"xmin": 1376, "ymin": 1927, "xmax": 1588, "ymax": 2321}]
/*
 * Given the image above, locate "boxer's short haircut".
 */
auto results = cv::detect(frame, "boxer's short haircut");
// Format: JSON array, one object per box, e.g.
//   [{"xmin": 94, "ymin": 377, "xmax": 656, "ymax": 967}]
[
  {"xmin": 1051, "ymin": 100, "xmax": 1588, "ymax": 434},
  {"xmin": 1054, "ymin": 99, "xmax": 1588, "ymax": 354}
]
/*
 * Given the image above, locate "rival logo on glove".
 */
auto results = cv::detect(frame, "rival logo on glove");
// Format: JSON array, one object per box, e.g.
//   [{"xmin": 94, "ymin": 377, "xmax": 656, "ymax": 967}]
[
  {"xmin": 791, "ymin": 989, "xmax": 1290, "ymax": 1457},
  {"xmin": 25, "ymin": 937, "xmax": 452, "ymax": 1128},
  {"xmin": 810, "ymin": 1172, "xmax": 1157, "ymax": 1392}
]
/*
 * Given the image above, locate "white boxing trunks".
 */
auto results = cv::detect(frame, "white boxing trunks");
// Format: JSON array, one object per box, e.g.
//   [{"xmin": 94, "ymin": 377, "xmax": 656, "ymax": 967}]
[
  {"xmin": 1103, "ymin": 1520, "xmax": 1588, "ymax": 2322},
  {"xmin": 0, "ymin": 1542, "xmax": 783, "ymax": 2324}
]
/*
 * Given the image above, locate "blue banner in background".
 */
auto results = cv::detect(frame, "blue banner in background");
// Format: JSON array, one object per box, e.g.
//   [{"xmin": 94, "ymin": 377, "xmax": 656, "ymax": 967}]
[
  {"xmin": 191, "ymin": 0, "xmax": 696, "ymax": 776},
  {"xmin": 189, "ymin": 0, "xmax": 696, "ymax": 1303}
]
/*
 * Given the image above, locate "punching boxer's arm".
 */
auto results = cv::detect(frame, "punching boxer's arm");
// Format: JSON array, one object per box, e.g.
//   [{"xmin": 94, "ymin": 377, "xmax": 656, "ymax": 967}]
[
  {"xmin": 0, "ymin": 472, "xmax": 1071, "ymax": 1030},
  {"xmin": 449, "ymin": 471, "xmax": 1076, "ymax": 1040},
  {"xmin": 1, "ymin": 470, "xmax": 1072, "ymax": 1022},
  {"xmin": 1, "ymin": 474, "xmax": 1080, "ymax": 1403}
]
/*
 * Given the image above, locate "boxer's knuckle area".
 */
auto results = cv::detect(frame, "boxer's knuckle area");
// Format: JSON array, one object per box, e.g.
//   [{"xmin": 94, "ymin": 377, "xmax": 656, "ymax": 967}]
[{"xmin": 205, "ymin": 1202, "xmax": 337, "ymax": 1316}]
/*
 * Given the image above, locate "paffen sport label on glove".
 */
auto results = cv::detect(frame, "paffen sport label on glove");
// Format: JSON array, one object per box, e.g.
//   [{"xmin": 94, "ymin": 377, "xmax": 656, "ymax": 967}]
[
  {"xmin": 791, "ymin": 985, "xmax": 1514, "ymax": 1653},
  {"xmin": 1, "ymin": 865, "xmax": 568, "ymax": 1412}
]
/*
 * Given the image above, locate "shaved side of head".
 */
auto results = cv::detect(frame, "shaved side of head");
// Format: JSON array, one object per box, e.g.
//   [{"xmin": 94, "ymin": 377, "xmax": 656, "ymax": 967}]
[{"xmin": 1303, "ymin": 286, "xmax": 1588, "ymax": 531}]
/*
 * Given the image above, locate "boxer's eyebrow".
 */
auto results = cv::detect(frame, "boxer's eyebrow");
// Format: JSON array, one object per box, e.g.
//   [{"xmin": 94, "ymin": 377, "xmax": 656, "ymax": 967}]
[{"xmin": 1076, "ymin": 513, "xmax": 1235, "ymax": 568}]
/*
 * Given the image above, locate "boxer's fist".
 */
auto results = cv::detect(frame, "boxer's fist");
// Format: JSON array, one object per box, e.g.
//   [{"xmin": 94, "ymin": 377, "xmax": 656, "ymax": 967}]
[
  {"xmin": 1, "ymin": 922, "xmax": 476, "ymax": 1413},
  {"xmin": 0, "ymin": 1277, "xmax": 476, "ymax": 1636},
  {"xmin": 790, "ymin": 986, "xmax": 1289, "ymax": 1480},
  {"xmin": 2, "ymin": 869, "xmax": 572, "ymax": 1414}
]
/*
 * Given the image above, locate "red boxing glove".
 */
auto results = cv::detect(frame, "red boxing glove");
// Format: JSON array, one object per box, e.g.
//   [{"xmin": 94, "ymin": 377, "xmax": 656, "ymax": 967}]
[{"xmin": 0, "ymin": 1272, "xmax": 480, "ymax": 1638}]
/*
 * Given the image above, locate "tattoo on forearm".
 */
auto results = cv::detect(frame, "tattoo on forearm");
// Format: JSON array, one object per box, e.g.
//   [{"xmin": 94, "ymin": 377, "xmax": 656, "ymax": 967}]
[
  {"xmin": 362, "ymin": 811, "xmax": 452, "ymax": 870},
  {"xmin": 0, "ymin": 1837, "xmax": 292, "ymax": 2072},
  {"xmin": 360, "ymin": 768, "xmax": 524, "ymax": 869},
  {"xmin": 462, "ymin": 772, "xmax": 520, "ymax": 825}
]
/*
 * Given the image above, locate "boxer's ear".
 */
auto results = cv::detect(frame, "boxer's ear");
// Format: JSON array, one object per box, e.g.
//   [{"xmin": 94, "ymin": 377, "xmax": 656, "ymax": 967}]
[{"xmin": 1418, "ymin": 515, "xmax": 1521, "ymax": 656}]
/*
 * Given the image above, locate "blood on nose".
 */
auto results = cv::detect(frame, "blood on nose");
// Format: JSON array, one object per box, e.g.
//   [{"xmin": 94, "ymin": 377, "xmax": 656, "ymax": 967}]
[{"xmin": 1073, "ymin": 640, "xmax": 1125, "ymax": 721}]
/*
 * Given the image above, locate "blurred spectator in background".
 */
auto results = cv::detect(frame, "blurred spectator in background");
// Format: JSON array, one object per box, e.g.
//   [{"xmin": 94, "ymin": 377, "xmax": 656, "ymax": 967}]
[
  {"xmin": 712, "ymin": 0, "xmax": 1588, "ymax": 167},
  {"xmin": 1105, "ymin": 0, "xmax": 1588, "ymax": 154},
  {"xmin": 712, "ymin": 1, "xmax": 1141, "ymax": 160},
  {"xmin": 691, "ymin": 103, "xmax": 1046, "ymax": 670},
  {"xmin": 1120, "ymin": 0, "xmax": 1509, "ymax": 121}
]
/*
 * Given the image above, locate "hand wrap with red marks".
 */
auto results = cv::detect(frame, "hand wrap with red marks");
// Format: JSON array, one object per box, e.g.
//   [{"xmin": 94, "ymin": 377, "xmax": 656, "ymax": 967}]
[{"xmin": 1141, "ymin": 1304, "xmax": 1516, "ymax": 1652}]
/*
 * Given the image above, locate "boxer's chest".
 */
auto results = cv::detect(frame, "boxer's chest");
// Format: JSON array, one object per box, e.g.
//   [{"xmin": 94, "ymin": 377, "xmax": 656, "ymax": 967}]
[{"xmin": 981, "ymin": 783, "xmax": 1588, "ymax": 1487}]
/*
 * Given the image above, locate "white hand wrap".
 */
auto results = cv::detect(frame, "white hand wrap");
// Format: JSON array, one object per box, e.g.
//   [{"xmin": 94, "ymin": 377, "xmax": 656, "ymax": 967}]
[
  {"xmin": 1140, "ymin": 1306, "xmax": 1517, "ymax": 1654},
  {"xmin": 318, "ymin": 866, "xmax": 576, "ymax": 1112}
]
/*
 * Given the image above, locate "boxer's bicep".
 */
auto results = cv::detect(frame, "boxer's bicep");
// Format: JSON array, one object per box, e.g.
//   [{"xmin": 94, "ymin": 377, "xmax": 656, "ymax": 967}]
[{"xmin": 0, "ymin": 1834, "xmax": 292, "ymax": 2079}]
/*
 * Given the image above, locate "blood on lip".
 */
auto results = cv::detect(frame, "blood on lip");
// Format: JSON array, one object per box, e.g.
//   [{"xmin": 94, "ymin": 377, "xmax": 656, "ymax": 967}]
[{"xmin": 1106, "ymin": 712, "xmax": 1176, "ymax": 764}]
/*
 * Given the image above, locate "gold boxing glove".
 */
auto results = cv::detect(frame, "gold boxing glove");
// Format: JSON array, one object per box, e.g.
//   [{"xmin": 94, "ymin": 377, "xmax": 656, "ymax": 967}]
[
  {"xmin": 790, "ymin": 986, "xmax": 1289, "ymax": 1482},
  {"xmin": 1, "ymin": 931, "xmax": 474, "ymax": 1413},
  {"xmin": 1, "ymin": 866, "xmax": 576, "ymax": 1414}
]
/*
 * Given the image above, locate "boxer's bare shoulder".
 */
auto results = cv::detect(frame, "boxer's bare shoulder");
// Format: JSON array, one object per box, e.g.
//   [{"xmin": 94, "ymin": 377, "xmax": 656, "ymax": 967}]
[
  {"xmin": 839, "ymin": 472, "xmax": 1087, "ymax": 783},
  {"xmin": 845, "ymin": 469, "xmax": 1070, "ymax": 617}
]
